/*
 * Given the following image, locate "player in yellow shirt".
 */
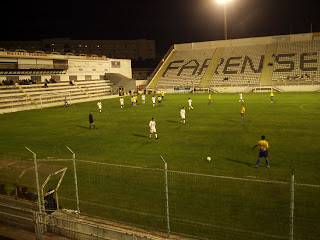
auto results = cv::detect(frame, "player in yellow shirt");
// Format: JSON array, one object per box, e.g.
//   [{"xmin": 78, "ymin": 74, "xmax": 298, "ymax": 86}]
[
  {"xmin": 270, "ymin": 92, "xmax": 274, "ymax": 103},
  {"xmin": 161, "ymin": 92, "xmax": 165, "ymax": 101},
  {"xmin": 158, "ymin": 96, "xmax": 162, "ymax": 106},
  {"xmin": 130, "ymin": 96, "xmax": 134, "ymax": 106},
  {"xmin": 252, "ymin": 135, "xmax": 270, "ymax": 168},
  {"xmin": 208, "ymin": 93, "xmax": 211, "ymax": 105},
  {"xmin": 240, "ymin": 104, "xmax": 245, "ymax": 124}
]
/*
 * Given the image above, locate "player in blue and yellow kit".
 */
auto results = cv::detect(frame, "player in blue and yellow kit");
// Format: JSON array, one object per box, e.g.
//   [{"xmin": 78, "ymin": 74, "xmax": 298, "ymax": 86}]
[
  {"xmin": 252, "ymin": 135, "xmax": 270, "ymax": 168},
  {"xmin": 240, "ymin": 104, "xmax": 245, "ymax": 124},
  {"xmin": 158, "ymin": 96, "xmax": 162, "ymax": 106},
  {"xmin": 270, "ymin": 92, "xmax": 274, "ymax": 103}
]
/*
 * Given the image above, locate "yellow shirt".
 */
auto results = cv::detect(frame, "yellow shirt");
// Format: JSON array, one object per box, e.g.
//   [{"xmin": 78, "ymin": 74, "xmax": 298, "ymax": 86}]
[
  {"xmin": 161, "ymin": 92, "xmax": 164, "ymax": 97},
  {"xmin": 257, "ymin": 140, "xmax": 269, "ymax": 151},
  {"xmin": 131, "ymin": 97, "xmax": 134, "ymax": 102},
  {"xmin": 208, "ymin": 94, "xmax": 211, "ymax": 99},
  {"xmin": 158, "ymin": 96, "xmax": 162, "ymax": 101},
  {"xmin": 241, "ymin": 106, "xmax": 245, "ymax": 114},
  {"xmin": 270, "ymin": 92, "xmax": 274, "ymax": 97}
]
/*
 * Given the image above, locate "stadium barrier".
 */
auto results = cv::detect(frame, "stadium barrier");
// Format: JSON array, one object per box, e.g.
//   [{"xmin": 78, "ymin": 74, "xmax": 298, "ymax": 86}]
[{"xmin": 1, "ymin": 153, "xmax": 319, "ymax": 240}]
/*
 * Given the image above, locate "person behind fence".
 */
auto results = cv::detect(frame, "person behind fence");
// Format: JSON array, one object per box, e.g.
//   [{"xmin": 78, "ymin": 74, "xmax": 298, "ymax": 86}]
[
  {"xmin": 0, "ymin": 184, "xmax": 7, "ymax": 195},
  {"xmin": 21, "ymin": 186, "xmax": 38, "ymax": 201},
  {"xmin": 11, "ymin": 186, "xmax": 22, "ymax": 198},
  {"xmin": 44, "ymin": 190, "xmax": 58, "ymax": 214}
]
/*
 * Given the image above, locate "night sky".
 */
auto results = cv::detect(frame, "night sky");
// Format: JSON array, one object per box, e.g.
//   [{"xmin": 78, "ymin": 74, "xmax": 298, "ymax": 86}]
[{"xmin": 1, "ymin": 0, "xmax": 319, "ymax": 55}]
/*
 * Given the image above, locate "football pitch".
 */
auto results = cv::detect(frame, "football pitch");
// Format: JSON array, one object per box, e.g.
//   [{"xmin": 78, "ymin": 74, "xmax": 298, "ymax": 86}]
[
  {"xmin": 1, "ymin": 92, "xmax": 319, "ymax": 183},
  {"xmin": 1, "ymin": 92, "xmax": 320, "ymax": 239}
]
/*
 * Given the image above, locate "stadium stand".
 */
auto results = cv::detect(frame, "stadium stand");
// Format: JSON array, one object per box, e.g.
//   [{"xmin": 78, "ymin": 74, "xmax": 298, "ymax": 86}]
[
  {"xmin": 0, "ymin": 85, "xmax": 34, "ymax": 110},
  {"xmin": 156, "ymin": 47, "xmax": 216, "ymax": 88},
  {"xmin": 272, "ymin": 40, "xmax": 320, "ymax": 85},
  {"xmin": 211, "ymin": 44, "xmax": 266, "ymax": 86},
  {"xmin": 73, "ymin": 79, "xmax": 112, "ymax": 98},
  {"xmin": 0, "ymin": 80, "xmax": 112, "ymax": 112},
  {"xmin": 148, "ymin": 33, "xmax": 320, "ymax": 93}
]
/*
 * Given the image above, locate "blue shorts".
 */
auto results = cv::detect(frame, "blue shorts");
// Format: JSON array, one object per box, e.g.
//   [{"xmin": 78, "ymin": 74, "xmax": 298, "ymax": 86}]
[{"xmin": 259, "ymin": 150, "xmax": 268, "ymax": 158}]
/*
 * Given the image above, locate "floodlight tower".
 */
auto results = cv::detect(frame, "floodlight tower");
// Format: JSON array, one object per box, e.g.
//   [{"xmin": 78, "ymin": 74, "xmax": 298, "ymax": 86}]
[{"xmin": 217, "ymin": 0, "xmax": 232, "ymax": 40}]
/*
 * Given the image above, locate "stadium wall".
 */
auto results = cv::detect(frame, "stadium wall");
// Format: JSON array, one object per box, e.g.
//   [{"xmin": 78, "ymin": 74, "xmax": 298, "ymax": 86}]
[{"xmin": 0, "ymin": 51, "xmax": 132, "ymax": 83}]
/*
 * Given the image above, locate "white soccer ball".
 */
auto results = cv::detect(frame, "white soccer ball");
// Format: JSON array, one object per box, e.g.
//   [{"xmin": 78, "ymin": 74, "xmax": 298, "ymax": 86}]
[{"xmin": 207, "ymin": 157, "xmax": 211, "ymax": 161}]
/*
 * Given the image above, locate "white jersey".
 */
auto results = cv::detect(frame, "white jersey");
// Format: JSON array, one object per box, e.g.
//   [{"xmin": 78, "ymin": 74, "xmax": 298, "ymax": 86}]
[
  {"xmin": 149, "ymin": 120, "xmax": 156, "ymax": 133},
  {"xmin": 133, "ymin": 96, "xmax": 137, "ymax": 103},
  {"xmin": 152, "ymin": 96, "xmax": 156, "ymax": 103},
  {"xmin": 119, "ymin": 98, "xmax": 124, "ymax": 105},
  {"xmin": 239, "ymin": 93, "xmax": 243, "ymax": 99},
  {"xmin": 188, "ymin": 99, "xmax": 192, "ymax": 106},
  {"xmin": 142, "ymin": 95, "xmax": 146, "ymax": 101},
  {"xmin": 97, "ymin": 102, "xmax": 102, "ymax": 109},
  {"xmin": 180, "ymin": 109, "xmax": 186, "ymax": 118}
]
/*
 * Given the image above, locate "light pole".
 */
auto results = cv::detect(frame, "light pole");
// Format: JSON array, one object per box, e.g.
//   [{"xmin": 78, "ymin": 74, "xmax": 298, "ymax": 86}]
[{"xmin": 217, "ymin": 0, "xmax": 231, "ymax": 40}]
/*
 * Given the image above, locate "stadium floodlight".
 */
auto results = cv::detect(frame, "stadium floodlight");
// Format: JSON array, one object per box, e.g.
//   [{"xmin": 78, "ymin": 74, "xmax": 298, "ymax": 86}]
[{"xmin": 216, "ymin": 0, "xmax": 232, "ymax": 40}]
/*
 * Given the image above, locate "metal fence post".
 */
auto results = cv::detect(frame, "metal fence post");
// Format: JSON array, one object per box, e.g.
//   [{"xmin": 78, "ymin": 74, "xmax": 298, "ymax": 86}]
[
  {"xmin": 26, "ymin": 147, "xmax": 43, "ymax": 239},
  {"xmin": 25, "ymin": 147, "xmax": 43, "ymax": 215},
  {"xmin": 160, "ymin": 155, "xmax": 170, "ymax": 239},
  {"xmin": 67, "ymin": 146, "xmax": 80, "ymax": 215},
  {"xmin": 290, "ymin": 167, "xmax": 294, "ymax": 240},
  {"xmin": 33, "ymin": 212, "xmax": 42, "ymax": 240}
]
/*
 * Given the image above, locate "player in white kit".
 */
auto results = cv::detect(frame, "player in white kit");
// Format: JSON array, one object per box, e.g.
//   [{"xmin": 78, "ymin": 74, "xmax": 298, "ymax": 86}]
[
  {"xmin": 133, "ymin": 95, "xmax": 137, "ymax": 106},
  {"xmin": 142, "ymin": 94, "xmax": 146, "ymax": 104},
  {"xmin": 188, "ymin": 98, "xmax": 194, "ymax": 110},
  {"xmin": 149, "ymin": 118, "xmax": 158, "ymax": 139},
  {"xmin": 97, "ymin": 101, "xmax": 102, "ymax": 113},
  {"xmin": 151, "ymin": 96, "xmax": 156, "ymax": 107},
  {"xmin": 239, "ymin": 92, "xmax": 244, "ymax": 102},
  {"xmin": 180, "ymin": 107, "xmax": 186, "ymax": 123},
  {"xmin": 119, "ymin": 97, "xmax": 124, "ymax": 108}
]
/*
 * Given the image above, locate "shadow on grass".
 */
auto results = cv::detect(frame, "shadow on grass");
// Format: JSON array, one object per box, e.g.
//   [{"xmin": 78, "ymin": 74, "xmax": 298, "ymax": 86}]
[
  {"xmin": 221, "ymin": 119, "xmax": 251, "ymax": 124},
  {"xmin": 223, "ymin": 157, "xmax": 255, "ymax": 168},
  {"xmin": 221, "ymin": 119, "xmax": 239, "ymax": 123},
  {"xmin": 132, "ymin": 133, "xmax": 148, "ymax": 138},
  {"xmin": 166, "ymin": 119, "xmax": 177, "ymax": 123},
  {"xmin": 76, "ymin": 125, "xmax": 89, "ymax": 129}
]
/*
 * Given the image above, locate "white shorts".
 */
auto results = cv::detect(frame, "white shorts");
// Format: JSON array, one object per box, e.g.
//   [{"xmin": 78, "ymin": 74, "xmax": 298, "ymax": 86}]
[
  {"xmin": 150, "ymin": 127, "xmax": 156, "ymax": 133},
  {"xmin": 181, "ymin": 114, "xmax": 185, "ymax": 119}
]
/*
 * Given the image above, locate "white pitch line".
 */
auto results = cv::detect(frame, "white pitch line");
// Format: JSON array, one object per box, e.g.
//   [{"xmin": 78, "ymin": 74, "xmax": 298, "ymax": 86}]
[{"xmin": 300, "ymin": 104, "xmax": 309, "ymax": 111}]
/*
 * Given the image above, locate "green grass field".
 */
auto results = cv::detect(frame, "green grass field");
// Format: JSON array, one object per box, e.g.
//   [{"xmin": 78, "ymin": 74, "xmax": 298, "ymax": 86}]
[
  {"xmin": 1, "ymin": 92, "xmax": 320, "ymax": 183},
  {"xmin": 1, "ymin": 92, "xmax": 320, "ymax": 239}
]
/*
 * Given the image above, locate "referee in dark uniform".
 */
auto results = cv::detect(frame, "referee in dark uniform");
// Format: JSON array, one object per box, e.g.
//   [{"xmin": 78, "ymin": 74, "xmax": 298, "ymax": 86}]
[{"xmin": 89, "ymin": 112, "xmax": 96, "ymax": 129}]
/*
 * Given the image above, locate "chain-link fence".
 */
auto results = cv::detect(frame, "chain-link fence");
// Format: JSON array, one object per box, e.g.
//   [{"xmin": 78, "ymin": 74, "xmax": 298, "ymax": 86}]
[{"xmin": 1, "ymin": 154, "xmax": 319, "ymax": 240}]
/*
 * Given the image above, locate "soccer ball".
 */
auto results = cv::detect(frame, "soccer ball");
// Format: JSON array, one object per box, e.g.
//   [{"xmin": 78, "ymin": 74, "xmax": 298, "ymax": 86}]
[{"xmin": 207, "ymin": 157, "xmax": 211, "ymax": 161}]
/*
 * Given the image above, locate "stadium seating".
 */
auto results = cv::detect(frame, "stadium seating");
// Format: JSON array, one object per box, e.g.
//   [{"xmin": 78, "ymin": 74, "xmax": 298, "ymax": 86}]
[
  {"xmin": 156, "ymin": 48, "xmax": 216, "ymax": 88},
  {"xmin": 211, "ymin": 44, "xmax": 266, "ymax": 86},
  {"xmin": 272, "ymin": 40, "xmax": 320, "ymax": 85},
  {"xmin": 0, "ymin": 80, "xmax": 113, "ymax": 112},
  {"xmin": 150, "ymin": 35, "xmax": 320, "ymax": 91},
  {"xmin": 74, "ymin": 80, "xmax": 112, "ymax": 98},
  {"xmin": 0, "ymin": 86, "xmax": 34, "ymax": 109}
]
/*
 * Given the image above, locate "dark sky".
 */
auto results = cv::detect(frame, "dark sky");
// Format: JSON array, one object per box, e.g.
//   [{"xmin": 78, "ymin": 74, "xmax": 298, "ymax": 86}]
[{"xmin": 1, "ymin": 0, "xmax": 319, "ymax": 55}]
